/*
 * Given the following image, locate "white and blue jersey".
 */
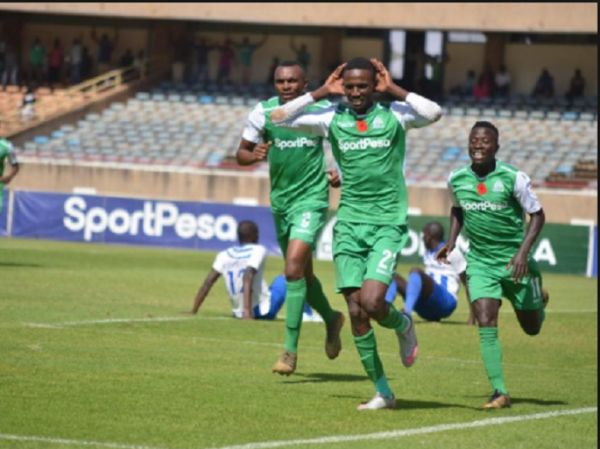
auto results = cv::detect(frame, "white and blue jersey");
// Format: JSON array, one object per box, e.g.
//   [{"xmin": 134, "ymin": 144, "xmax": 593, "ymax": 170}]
[
  {"xmin": 212, "ymin": 244, "xmax": 272, "ymax": 319},
  {"xmin": 386, "ymin": 242, "xmax": 467, "ymax": 321},
  {"xmin": 423, "ymin": 242, "xmax": 467, "ymax": 300}
]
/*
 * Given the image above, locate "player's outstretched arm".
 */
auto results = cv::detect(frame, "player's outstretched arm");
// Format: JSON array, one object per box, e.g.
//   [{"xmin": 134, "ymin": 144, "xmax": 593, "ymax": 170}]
[
  {"xmin": 436, "ymin": 206, "xmax": 464, "ymax": 264},
  {"xmin": 371, "ymin": 58, "xmax": 442, "ymax": 124},
  {"xmin": 507, "ymin": 209, "xmax": 545, "ymax": 282},
  {"xmin": 270, "ymin": 62, "xmax": 346, "ymax": 124},
  {"xmin": 185, "ymin": 269, "xmax": 220, "ymax": 315},
  {"xmin": 242, "ymin": 267, "xmax": 258, "ymax": 320},
  {"xmin": 236, "ymin": 139, "xmax": 271, "ymax": 166}
]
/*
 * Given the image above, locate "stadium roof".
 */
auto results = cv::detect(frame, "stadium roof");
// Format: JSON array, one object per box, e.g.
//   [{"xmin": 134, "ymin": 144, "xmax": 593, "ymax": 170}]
[{"xmin": 0, "ymin": 2, "xmax": 596, "ymax": 33}]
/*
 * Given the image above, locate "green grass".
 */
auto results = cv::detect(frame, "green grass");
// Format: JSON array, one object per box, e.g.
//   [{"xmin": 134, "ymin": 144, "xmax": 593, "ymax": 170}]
[{"xmin": 0, "ymin": 238, "xmax": 597, "ymax": 449}]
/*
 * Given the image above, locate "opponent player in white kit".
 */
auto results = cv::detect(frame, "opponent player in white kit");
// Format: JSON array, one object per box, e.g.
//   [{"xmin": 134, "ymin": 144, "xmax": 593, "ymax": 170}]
[
  {"xmin": 385, "ymin": 221, "xmax": 475, "ymax": 324},
  {"xmin": 186, "ymin": 220, "xmax": 319, "ymax": 321}
]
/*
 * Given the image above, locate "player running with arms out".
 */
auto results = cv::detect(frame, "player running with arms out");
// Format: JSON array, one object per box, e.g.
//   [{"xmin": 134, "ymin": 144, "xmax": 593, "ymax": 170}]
[
  {"xmin": 436, "ymin": 121, "xmax": 549, "ymax": 409},
  {"xmin": 0, "ymin": 138, "xmax": 20, "ymax": 214},
  {"xmin": 270, "ymin": 57, "xmax": 442, "ymax": 410},
  {"xmin": 236, "ymin": 61, "xmax": 345, "ymax": 375},
  {"xmin": 385, "ymin": 221, "xmax": 475, "ymax": 324}
]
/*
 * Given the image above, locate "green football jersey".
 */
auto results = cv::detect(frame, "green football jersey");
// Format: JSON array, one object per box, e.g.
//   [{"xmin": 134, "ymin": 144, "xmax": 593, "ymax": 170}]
[
  {"xmin": 328, "ymin": 103, "xmax": 408, "ymax": 224},
  {"xmin": 270, "ymin": 92, "xmax": 441, "ymax": 225},
  {"xmin": 242, "ymin": 96, "xmax": 329, "ymax": 214},
  {"xmin": 448, "ymin": 160, "xmax": 542, "ymax": 266}
]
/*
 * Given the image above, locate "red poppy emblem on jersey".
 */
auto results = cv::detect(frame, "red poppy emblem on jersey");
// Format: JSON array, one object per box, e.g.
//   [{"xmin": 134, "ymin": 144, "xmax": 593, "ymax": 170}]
[
  {"xmin": 477, "ymin": 182, "xmax": 488, "ymax": 195},
  {"xmin": 356, "ymin": 120, "xmax": 368, "ymax": 132}
]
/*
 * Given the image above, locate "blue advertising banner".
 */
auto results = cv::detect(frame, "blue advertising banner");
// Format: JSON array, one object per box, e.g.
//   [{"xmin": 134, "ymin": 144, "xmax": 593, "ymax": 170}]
[
  {"xmin": 11, "ymin": 191, "xmax": 282, "ymax": 255},
  {"xmin": 0, "ymin": 188, "xmax": 7, "ymax": 236}
]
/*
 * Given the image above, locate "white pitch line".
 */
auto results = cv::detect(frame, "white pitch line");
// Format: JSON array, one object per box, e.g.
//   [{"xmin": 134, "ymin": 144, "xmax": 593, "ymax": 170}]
[
  {"xmin": 0, "ymin": 433, "xmax": 171, "ymax": 449},
  {"xmin": 0, "ymin": 407, "xmax": 595, "ymax": 449},
  {"xmin": 22, "ymin": 316, "xmax": 224, "ymax": 328},
  {"xmin": 204, "ymin": 407, "xmax": 598, "ymax": 449}
]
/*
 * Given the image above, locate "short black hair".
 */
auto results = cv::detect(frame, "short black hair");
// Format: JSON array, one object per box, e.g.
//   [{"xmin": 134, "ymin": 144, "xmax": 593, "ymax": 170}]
[
  {"xmin": 423, "ymin": 221, "xmax": 444, "ymax": 241},
  {"xmin": 278, "ymin": 60, "xmax": 302, "ymax": 68},
  {"xmin": 343, "ymin": 57, "xmax": 376, "ymax": 80},
  {"xmin": 471, "ymin": 121, "xmax": 499, "ymax": 141},
  {"xmin": 237, "ymin": 220, "xmax": 259, "ymax": 243}
]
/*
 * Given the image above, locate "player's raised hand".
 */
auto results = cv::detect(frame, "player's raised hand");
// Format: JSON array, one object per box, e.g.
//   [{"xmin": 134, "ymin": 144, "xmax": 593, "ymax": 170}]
[
  {"xmin": 435, "ymin": 242, "xmax": 454, "ymax": 264},
  {"xmin": 370, "ymin": 58, "xmax": 394, "ymax": 93},
  {"xmin": 253, "ymin": 141, "xmax": 271, "ymax": 161},
  {"xmin": 326, "ymin": 168, "xmax": 341, "ymax": 188},
  {"xmin": 506, "ymin": 251, "xmax": 528, "ymax": 283},
  {"xmin": 323, "ymin": 62, "xmax": 346, "ymax": 96}
]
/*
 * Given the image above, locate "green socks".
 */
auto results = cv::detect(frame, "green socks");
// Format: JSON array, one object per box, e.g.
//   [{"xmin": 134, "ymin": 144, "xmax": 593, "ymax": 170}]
[
  {"xmin": 378, "ymin": 303, "xmax": 410, "ymax": 334},
  {"xmin": 284, "ymin": 278, "xmax": 306, "ymax": 353},
  {"xmin": 479, "ymin": 326, "xmax": 508, "ymax": 394},
  {"xmin": 354, "ymin": 329, "xmax": 393, "ymax": 397},
  {"xmin": 306, "ymin": 276, "xmax": 335, "ymax": 323}
]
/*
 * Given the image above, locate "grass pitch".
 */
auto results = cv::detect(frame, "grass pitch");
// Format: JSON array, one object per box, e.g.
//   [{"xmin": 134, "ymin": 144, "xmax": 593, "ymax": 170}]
[{"xmin": 0, "ymin": 238, "xmax": 597, "ymax": 449}]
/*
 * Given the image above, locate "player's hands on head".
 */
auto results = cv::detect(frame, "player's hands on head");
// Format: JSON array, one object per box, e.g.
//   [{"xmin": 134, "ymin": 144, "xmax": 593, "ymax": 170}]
[
  {"xmin": 254, "ymin": 141, "xmax": 271, "ymax": 162},
  {"xmin": 435, "ymin": 243, "xmax": 454, "ymax": 264},
  {"xmin": 506, "ymin": 251, "xmax": 528, "ymax": 283},
  {"xmin": 323, "ymin": 62, "xmax": 346, "ymax": 96},
  {"xmin": 326, "ymin": 168, "xmax": 341, "ymax": 188},
  {"xmin": 370, "ymin": 58, "xmax": 393, "ymax": 93}
]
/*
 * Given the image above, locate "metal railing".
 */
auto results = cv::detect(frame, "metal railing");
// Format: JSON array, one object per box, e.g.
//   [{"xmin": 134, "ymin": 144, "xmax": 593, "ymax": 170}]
[{"xmin": 0, "ymin": 55, "xmax": 169, "ymax": 137}]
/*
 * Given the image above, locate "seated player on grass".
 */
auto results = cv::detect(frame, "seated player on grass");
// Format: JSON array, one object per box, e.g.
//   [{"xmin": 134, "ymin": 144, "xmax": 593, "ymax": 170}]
[
  {"xmin": 384, "ymin": 221, "xmax": 476, "ymax": 325},
  {"xmin": 185, "ymin": 220, "xmax": 320, "ymax": 321}
]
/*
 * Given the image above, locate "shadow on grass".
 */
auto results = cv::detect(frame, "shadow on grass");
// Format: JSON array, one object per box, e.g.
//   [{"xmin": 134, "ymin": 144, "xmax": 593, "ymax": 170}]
[
  {"xmin": 0, "ymin": 262, "xmax": 42, "ymax": 268},
  {"xmin": 510, "ymin": 397, "xmax": 568, "ymax": 406},
  {"xmin": 415, "ymin": 319, "xmax": 475, "ymax": 326},
  {"xmin": 282, "ymin": 372, "xmax": 367, "ymax": 383}
]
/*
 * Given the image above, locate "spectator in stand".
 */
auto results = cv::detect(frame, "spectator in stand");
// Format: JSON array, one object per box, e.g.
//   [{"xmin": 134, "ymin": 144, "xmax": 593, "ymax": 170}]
[
  {"xmin": 267, "ymin": 57, "xmax": 280, "ymax": 86},
  {"xmin": 29, "ymin": 37, "xmax": 46, "ymax": 86},
  {"xmin": 81, "ymin": 46, "xmax": 93, "ymax": 80},
  {"xmin": 290, "ymin": 37, "xmax": 311, "ymax": 72},
  {"xmin": 566, "ymin": 68, "xmax": 585, "ymax": 102},
  {"xmin": 119, "ymin": 48, "xmax": 134, "ymax": 68},
  {"xmin": 48, "ymin": 38, "xmax": 64, "ymax": 89},
  {"xmin": 91, "ymin": 27, "xmax": 119, "ymax": 74},
  {"xmin": 192, "ymin": 37, "xmax": 216, "ymax": 85},
  {"xmin": 216, "ymin": 38, "xmax": 235, "ymax": 87},
  {"xmin": 21, "ymin": 85, "xmax": 36, "ymax": 121},
  {"xmin": 233, "ymin": 34, "xmax": 268, "ymax": 86},
  {"xmin": 1, "ymin": 44, "xmax": 19, "ymax": 90},
  {"xmin": 531, "ymin": 68, "xmax": 554, "ymax": 98},
  {"xmin": 463, "ymin": 70, "xmax": 477, "ymax": 97},
  {"xmin": 133, "ymin": 50, "xmax": 146, "ymax": 78},
  {"xmin": 168, "ymin": 31, "xmax": 191, "ymax": 84},
  {"xmin": 473, "ymin": 73, "xmax": 492, "ymax": 101},
  {"xmin": 494, "ymin": 64, "xmax": 511, "ymax": 98},
  {"xmin": 68, "ymin": 38, "xmax": 83, "ymax": 85}
]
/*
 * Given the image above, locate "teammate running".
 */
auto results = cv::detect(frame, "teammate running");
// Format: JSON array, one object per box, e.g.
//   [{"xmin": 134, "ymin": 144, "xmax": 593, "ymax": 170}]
[
  {"xmin": 236, "ymin": 61, "xmax": 345, "ymax": 375},
  {"xmin": 270, "ymin": 57, "xmax": 442, "ymax": 410},
  {"xmin": 436, "ymin": 121, "xmax": 548, "ymax": 409},
  {"xmin": 385, "ymin": 221, "xmax": 475, "ymax": 324}
]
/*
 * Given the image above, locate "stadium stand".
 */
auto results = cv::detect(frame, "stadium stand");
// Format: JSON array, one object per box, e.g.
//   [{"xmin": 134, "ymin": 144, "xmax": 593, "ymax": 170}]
[{"xmin": 14, "ymin": 80, "xmax": 597, "ymax": 189}]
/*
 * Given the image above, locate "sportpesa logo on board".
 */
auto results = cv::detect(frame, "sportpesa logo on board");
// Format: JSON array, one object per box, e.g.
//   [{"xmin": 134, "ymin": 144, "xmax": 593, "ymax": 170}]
[
  {"xmin": 274, "ymin": 137, "xmax": 318, "ymax": 149},
  {"xmin": 63, "ymin": 196, "xmax": 238, "ymax": 241},
  {"xmin": 338, "ymin": 138, "xmax": 391, "ymax": 152}
]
